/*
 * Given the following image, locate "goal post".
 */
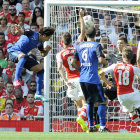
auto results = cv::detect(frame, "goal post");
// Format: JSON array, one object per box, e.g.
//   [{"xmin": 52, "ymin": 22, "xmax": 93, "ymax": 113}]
[{"xmin": 44, "ymin": 0, "xmax": 140, "ymax": 132}]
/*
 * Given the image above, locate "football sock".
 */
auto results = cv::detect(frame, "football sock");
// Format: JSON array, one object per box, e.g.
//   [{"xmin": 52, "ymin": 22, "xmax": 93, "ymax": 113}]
[
  {"xmin": 36, "ymin": 69, "xmax": 44, "ymax": 95},
  {"xmin": 14, "ymin": 56, "xmax": 27, "ymax": 81},
  {"xmin": 87, "ymin": 103, "xmax": 94, "ymax": 127},
  {"xmin": 98, "ymin": 104, "xmax": 106, "ymax": 126}
]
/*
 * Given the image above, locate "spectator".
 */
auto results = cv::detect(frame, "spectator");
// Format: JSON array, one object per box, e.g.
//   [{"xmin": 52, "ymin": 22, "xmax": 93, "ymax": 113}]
[
  {"xmin": 0, "ymin": 66, "xmax": 8, "ymax": 84},
  {"xmin": 109, "ymin": 20, "xmax": 125, "ymax": 46},
  {"xmin": 30, "ymin": 0, "xmax": 43, "ymax": 11},
  {"xmin": 99, "ymin": 14, "xmax": 115, "ymax": 36},
  {"xmin": 0, "ymin": 103, "xmax": 20, "ymax": 120},
  {"xmin": 6, "ymin": 5, "xmax": 18, "ymax": 25},
  {"xmin": 30, "ymin": 22, "xmax": 38, "ymax": 32},
  {"xmin": 128, "ymin": 26, "xmax": 140, "ymax": 54},
  {"xmin": 29, "ymin": 81, "xmax": 37, "ymax": 94},
  {"xmin": 21, "ymin": 0, "xmax": 33, "ymax": 25},
  {"xmin": 3, "ymin": 60, "xmax": 16, "ymax": 82},
  {"xmin": 6, "ymin": 22, "xmax": 21, "ymax": 45},
  {"xmin": 20, "ymin": 92, "xmax": 43, "ymax": 120},
  {"xmin": 1, "ymin": 98, "xmax": 18, "ymax": 115},
  {"xmin": 0, "ymin": 15, "xmax": 10, "ymax": 36},
  {"xmin": 31, "ymin": 7, "xmax": 43, "ymax": 24},
  {"xmin": 0, "ymin": 48, "xmax": 8, "ymax": 68},
  {"xmin": 36, "ymin": 16, "xmax": 44, "ymax": 31},
  {"xmin": 0, "ymin": 32, "xmax": 9, "ymax": 56},
  {"xmin": 21, "ymin": 68, "xmax": 33, "ymax": 84},
  {"xmin": 18, "ymin": 12, "xmax": 30, "ymax": 29},
  {"xmin": 1, "ymin": 82, "xmax": 15, "ymax": 100},
  {"xmin": 9, "ymin": 0, "xmax": 22, "ymax": 15},
  {"xmin": 0, "ymin": 0, "xmax": 10, "ymax": 18},
  {"xmin": 13, "ymin": 87, "xmax": 28, "ymax": 112}
]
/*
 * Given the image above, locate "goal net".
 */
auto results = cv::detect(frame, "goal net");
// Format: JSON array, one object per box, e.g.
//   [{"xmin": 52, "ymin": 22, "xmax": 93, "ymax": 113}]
[{"xmin": 44, "ymin": 0, "xmax": 140, "ymax": 132}]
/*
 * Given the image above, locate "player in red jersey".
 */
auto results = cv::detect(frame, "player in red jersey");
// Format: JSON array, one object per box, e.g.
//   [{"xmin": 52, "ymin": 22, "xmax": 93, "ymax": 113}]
[
  {"xmin": 56, "ymin": 9, "xmax": 88, "ymax": 132},
  {"xmin": 99, "ymin": 47, "xmax": 140, "ymax": 128}
]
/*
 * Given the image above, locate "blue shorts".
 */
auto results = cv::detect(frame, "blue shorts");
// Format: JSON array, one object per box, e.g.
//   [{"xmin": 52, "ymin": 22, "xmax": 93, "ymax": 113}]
[
  {"xmin": 80, "ymin": 82, "xmax": 106, "ymax": 104},
  {"xmin": 8, "ymin": 51, "xmax": 39, "ymax": 70}
]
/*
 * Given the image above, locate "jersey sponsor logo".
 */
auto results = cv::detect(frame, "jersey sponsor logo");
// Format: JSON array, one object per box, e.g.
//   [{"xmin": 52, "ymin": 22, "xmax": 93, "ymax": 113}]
[{"xmin": 34, "ymin": 109, "xmax": 37, "ymax": 112}]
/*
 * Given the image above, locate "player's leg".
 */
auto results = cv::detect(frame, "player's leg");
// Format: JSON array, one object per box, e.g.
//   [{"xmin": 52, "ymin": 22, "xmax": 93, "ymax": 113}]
[
  {"xmin": 24, "ymin": 57, "xmax": 47, "ymax": 102},
  {"xmin": 80, "ymin": 82, "xmax": 98, "ymax": 132},
  {"xmin": 67, "ymin": 80, "xmax": 88, "ymax": 132},
  {"xmin": 9, "ymin": 52, "xmax": 27, "ymax": 87},
  {"xmin": 96, "ymin": 84, "xmax": 110, "ymax": 132}
]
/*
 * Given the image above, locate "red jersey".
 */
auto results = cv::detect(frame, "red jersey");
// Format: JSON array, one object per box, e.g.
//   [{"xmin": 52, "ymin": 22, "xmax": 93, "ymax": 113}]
[
  {"xmin": 20, "ymin": 105, "xmax": 43, "ymax": 116},
  {"xmin": 13, "ymin": 98, "xmax": 28, "ymax": 112},
  {"xmin": 3, "ymin": 66, "xmax": 16, "ymax": 82},
  {"xmin": 22, "ymin": 9, "xmax": 33, "ymax": 25},
  {"xmin": 0, "ymin": 10, "xmax": 4, "ymax": 18},
  {"xmin": 56, "ymin": 46, "xmax": 80, "ymax": 80},
  {"xmin": 104, "ymin": 63, "xmax": 140, "ymax": 95},
  {"xmin": 6, "ymin": 14, "xmax": 18, "ymax": 23},
  {"xmin": 1, "ymin": 94, "xmax": 15, "ymax": 100},
  {"xmin": 6, "ymin": 33, "xmax": 21, "ymax": 45},
  {"xmin": 34, "ymin": 99, "xmax": 43, "ymax": 106},
  {"xmin": 0, "ymin": 87, "xmax": 6, "ymax": 97}
]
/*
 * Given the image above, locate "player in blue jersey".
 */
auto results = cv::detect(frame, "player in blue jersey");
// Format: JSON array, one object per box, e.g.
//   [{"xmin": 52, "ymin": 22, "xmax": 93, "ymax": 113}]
[
  {"xmin": 7, "ymin": 25, "xmax": 55, "ymax": 102},
  {"xmin": 71, "ymin": 25, "xmax": 110, "ymax": 132}
]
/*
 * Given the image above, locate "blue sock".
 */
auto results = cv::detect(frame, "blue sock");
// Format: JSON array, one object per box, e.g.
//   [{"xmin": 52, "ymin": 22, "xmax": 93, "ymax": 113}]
[
  {"xmin": 87, "ymin": 103, "xmax": 94, "ymax": 127},
  {"xmin": 98, "ymin": 104, "xmax": 106, "ymax": 126},
  {"xmin": 36, "ymin": 69, "xmax": 44, "ymax": 95},
  {"xmin": 14, "ymin": 56, "xmax": 27, "ymax": 81}
]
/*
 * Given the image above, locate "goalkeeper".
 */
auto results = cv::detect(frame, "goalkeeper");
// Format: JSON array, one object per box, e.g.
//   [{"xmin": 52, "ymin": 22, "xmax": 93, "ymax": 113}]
[{"xmin": 7, "ymin": 25, "xmax": 55, "ymax": 102}]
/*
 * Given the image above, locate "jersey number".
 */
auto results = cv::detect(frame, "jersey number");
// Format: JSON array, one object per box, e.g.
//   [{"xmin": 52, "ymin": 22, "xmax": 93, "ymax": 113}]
[
  {"xmin": 82, "ymin": 49, "xmax": 88, "ymax": 61},
  {"xmin": 117, "ymin": 70, "xmax": 129, "ymax": 85},
  {"xmin": 67, "ymin": 56, "xmax": 76, "ymax": 71}
]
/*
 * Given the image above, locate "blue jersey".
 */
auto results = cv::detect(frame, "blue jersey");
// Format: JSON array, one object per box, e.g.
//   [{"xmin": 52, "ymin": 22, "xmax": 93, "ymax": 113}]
[
  {"xmin": 8, "ymin": 30, "xmax": 43, "ymax": 54},
  {"xmin": 74, "ymin": 41, "xmax": 104, "ymax": 84}
]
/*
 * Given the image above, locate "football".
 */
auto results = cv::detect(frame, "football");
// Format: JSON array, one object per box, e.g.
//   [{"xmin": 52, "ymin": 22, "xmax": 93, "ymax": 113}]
[{"xmin": 83, "ymin": 15, "xmax": 94, "ymax": 27}]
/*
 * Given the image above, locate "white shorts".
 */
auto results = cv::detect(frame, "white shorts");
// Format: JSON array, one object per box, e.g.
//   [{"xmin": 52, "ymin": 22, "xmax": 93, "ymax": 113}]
[
  {"xmin": 67, "ymin": 78, "xmax": 84, "ymax": 101},
  {"xmin": 118, "ymin": 90, "xmax": 140, "ymax": 112}
]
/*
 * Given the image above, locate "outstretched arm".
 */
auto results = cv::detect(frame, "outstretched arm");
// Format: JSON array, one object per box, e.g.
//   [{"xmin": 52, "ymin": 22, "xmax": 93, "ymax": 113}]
[{"xmin": 78, "ymin": 9, "xmax": 85, "ymax": 41}]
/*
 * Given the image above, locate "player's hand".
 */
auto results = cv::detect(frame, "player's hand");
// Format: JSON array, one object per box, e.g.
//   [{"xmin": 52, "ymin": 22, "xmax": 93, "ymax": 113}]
[
  {"xmin": 79, "ymin": 9, "xmax": 84, "ymax": 17},
  {"xmin": 65, "ymin": 81, "xmax": 76, "ymax": 89},
  {"xmin": 40, "ymin": 46, "xmax": 52, "ymax": 57},
  {"xmin": 15, "ymin": 24, "xmax": 24, "ymax": 34}
]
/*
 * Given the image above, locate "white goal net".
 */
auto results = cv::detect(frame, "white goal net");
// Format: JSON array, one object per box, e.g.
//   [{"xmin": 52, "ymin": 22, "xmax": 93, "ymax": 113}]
[{"xmin": 44, "ymin": 0, "xmax": 140, "ymax": 132}]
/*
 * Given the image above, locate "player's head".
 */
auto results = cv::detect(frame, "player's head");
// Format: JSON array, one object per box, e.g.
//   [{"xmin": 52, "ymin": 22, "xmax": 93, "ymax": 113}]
[
  {"xmin": 62, "ymin": 32, "xmax": 72, "ymax": 47},
  {"xmin": 85, "ymin": 25, "xmax": 96, "ymax": 39},
  {"xmin": 117, "ymin": 36, "xmax": 128, "ymax": 53},
  {"xmin": 122, "ymin": 47, "xmax": 133, "ymax": 62},
  {"xmin": 39, "ymin": 27, "xmax": 55, "ymax": 42}
]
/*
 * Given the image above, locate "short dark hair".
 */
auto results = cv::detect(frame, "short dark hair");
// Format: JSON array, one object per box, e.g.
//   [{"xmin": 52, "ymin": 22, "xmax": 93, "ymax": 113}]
[
  {"xmin": 30, "ymin": 22, "xmax": 39, "ymax": 27},
  {"xmin": 39, "ymin": 27, "xmax": 55, "ymax": 36},
  {"xmin": 85, "ymin": 25, "xmax": 96, "ymax": 38},
  {"xmin": 118, "ymin": 36, "xmax": 128, "ymax": 44},
  {"xmin": 62, "ymin": 32, "xmax": 72, "ymax": 45},
  {"xmin": 122, "ymin": 47, "xmax": 133, "ymax": 61}
]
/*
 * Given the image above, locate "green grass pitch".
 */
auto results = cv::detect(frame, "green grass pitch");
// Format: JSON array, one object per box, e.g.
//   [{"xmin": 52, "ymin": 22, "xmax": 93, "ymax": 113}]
[{"xmin": 0, "ymin": 132, "xmax": 140, "ymax": 140}]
